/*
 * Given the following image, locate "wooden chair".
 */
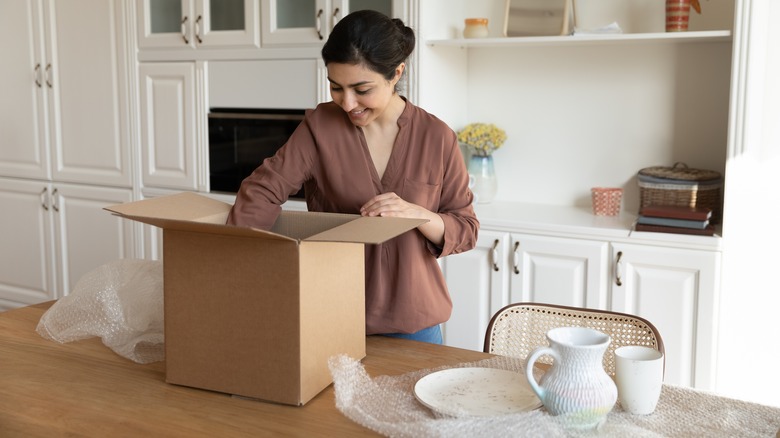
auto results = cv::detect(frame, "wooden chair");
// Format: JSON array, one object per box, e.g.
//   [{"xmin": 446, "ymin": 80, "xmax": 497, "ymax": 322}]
[{"xmin": 483, "ymin": 302, "xmax": 665, "ymax": 376}]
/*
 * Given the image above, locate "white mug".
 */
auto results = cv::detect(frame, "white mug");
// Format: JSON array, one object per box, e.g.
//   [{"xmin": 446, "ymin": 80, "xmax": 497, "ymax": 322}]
[{"xmin": 615, "ymin": 346, "xmax": 664, "ymax": 415}]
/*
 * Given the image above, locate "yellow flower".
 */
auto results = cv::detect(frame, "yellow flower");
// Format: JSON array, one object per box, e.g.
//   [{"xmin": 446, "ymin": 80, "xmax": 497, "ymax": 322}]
[{"xmin": 457, "ymin": 123, "xmax": 507, "ymax": 157}]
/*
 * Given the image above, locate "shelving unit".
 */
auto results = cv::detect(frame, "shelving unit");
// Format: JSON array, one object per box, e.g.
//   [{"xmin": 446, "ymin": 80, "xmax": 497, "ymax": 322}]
[{"xmin": 427, "ymin": 30, "xmax": 731, "ymax": 48}]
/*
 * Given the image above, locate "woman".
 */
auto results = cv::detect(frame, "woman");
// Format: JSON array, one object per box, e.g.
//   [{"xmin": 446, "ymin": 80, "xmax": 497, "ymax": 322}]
[{"xmin": 227, "ymin": 10, "xmax": 478, "ymax": 344}]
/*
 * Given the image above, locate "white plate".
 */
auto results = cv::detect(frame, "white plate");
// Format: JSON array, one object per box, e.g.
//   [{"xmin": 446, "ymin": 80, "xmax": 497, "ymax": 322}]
[{"xmin": 413, "ymin": 367, "xmax": 542, "ymax": 417}]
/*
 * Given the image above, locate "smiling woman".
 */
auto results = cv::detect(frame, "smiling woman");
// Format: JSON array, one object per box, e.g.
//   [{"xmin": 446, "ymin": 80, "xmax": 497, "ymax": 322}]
[{"xmin": 227, "ymin": 10, "xmax": 479, "ymax": 345}]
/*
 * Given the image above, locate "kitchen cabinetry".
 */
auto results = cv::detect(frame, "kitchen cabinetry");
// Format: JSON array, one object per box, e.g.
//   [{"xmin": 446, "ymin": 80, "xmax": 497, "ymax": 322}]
[
  {"xmin": 0, "ymin": 178, "xmax": 135, "ymax": 311},
  {"xmin": 440, "ymin": 218, "xmax": 720, "ymax": 390},
  {"xmin": 260, "ymin": 0, "xmax": 405, "ymax": 46},
  {"xmin": 610, "ymin": 242, "xmax": 721, "ymax": 389},
  {"xmin": 441, "ymin": 230, "xmax": 608, "ymax": 351},
  {"xmin": 137, "ymin": 0, "xmax": 260, "ymax": 50},
  {"xmin": 138, "ymin": 62, "xmax": 202, "ymax": 191},
  {"xmin": 0, "ymin": 0, "xmax": 132, "ymax": 187}
]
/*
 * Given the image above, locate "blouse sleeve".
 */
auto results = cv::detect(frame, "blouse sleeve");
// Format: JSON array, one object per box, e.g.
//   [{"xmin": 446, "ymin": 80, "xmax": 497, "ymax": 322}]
[{"xmin": 429, "ymin": 133, "xmax": 480, "ymax": 258}]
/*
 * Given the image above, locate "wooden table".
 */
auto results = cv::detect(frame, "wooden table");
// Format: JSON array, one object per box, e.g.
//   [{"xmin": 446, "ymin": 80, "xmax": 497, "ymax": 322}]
[{"xmin": 0, "ymin": 302, "xmax": 493, "ymax": 437}]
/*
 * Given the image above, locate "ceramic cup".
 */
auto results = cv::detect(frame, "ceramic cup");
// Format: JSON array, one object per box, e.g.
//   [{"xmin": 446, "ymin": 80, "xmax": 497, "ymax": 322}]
[{"xmin": 615, "ymin": 346, "xmax": 664, "ymax": 415}]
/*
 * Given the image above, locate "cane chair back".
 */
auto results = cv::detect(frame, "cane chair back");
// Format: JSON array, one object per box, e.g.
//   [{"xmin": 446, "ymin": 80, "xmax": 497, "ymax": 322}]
[{"xmin": 484, "ymin": 302, "xmax": 664, "ymax": 376}]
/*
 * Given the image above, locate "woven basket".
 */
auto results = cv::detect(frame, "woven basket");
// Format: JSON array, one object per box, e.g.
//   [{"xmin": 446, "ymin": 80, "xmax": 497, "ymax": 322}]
[{"xmin": 638, "ymin": 162, "xmax": 723, "ymax": 223}]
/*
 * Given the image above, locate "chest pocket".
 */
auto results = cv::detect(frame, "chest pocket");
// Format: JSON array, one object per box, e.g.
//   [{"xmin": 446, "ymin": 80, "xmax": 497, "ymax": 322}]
[{"xmin": 402, "ymin": 178, "xmax": 441, "ymax": 210}]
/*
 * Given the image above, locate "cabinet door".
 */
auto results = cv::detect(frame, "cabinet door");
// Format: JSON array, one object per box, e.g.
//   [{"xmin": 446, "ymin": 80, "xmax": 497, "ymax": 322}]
[
  {"xmin": 261, "ymin": 0, "xmax": 403, "ymax": 47},
  {"xmin": 509, "ymin": 233, "xmax": 609, "ymax": 309},
  {"xmin": 0, "ymin": 178, "xmax": 56, "ymax": 310},
  {"xmin": 441, "ymin": 230, "xmax": 509, "ymax": 351},
  {"xmin": 43, "ymin": 0, "xmax": 131, "ymax": 186},
  {"xmin": 51, "ymin": 183, "xmax": 135, "ymax": 297},
  {"xmin": 0, "ymin": 0, "xmax": 50, "ymax": 180},
  {"xmin": 138, "ymin": 0, "xmax": 259, "ymax": 50},
  {"xmin": 610, "ymin": 243, "xmax": 721, "ymax": 390},
  {"xmin": 139, "ymin": 63, "xmax": 200, "ymax": 191}
]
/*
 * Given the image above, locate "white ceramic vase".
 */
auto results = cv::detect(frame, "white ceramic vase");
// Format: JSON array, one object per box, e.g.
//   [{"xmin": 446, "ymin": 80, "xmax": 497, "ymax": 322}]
[
  {"xmin": 468, "ymin": 155, "xmax": 497, "ymax": 204},
  {"xmin": 525, "ymin": 327, "xmax": 618, "ymax": 429}
]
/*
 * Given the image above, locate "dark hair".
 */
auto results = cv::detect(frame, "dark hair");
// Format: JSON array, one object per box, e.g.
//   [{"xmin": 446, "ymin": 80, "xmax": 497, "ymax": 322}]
[{"xmin": 321, "ymin": 10, "xmax": 415, "ymax": 89}]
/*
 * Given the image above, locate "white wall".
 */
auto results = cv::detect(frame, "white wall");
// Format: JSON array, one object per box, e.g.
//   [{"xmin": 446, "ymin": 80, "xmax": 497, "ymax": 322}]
[{"xmin": 717, "ymin": 0, "xmax": 780, "ymax": 408}]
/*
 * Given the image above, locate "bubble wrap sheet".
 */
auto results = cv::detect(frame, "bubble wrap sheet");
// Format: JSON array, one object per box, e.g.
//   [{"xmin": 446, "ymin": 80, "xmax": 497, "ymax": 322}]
[
  {"xmin": 36, "ymin": 259, "xmax": 164, "ymax": 364},
  {"xmin": 328, "ymin": 355, "xmax": 780, "ymax": 438}
]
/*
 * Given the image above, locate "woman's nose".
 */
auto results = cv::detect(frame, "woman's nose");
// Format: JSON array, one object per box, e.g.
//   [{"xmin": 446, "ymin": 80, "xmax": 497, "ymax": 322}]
[{"xmin": 339, "ymin": 92, "xmax": 357, "ymax": 112}]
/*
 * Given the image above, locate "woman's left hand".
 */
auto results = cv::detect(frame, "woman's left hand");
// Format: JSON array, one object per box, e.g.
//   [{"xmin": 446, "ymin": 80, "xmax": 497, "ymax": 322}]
[{"xmin": 360, "ymin": 192, "xmax": 445, "ymax": 246}]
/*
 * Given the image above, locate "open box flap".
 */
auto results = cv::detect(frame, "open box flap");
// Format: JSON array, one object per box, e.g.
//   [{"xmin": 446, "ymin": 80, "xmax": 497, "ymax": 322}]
[
  {"xmin": 305, "ymin": 216, "xmax": 428, "ymax": 244},
  {"xmin": 104, "ymin": 192, "xmax": 296, "ymax": 242}
]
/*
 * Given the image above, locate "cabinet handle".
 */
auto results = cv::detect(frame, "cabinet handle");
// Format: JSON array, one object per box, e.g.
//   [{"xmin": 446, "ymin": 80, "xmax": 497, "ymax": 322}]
[
  {"xmin": 41, "ymin": 187, "xmax": 49, "ymax": 210},
  {"xmin": 45, "ymin": 64, "xmax": 53, "ymax": 88},
  {"xmin": 316, "ymin": 9, "xmax": 324, "ymax": 40},
  {"xmin": 52, "ymin": 188, "xmax": 60, "ymax": 212},
  {"xmin": 195, "ymin": 15, "xmax": 203, "ymax": 44},
  {"xmin": 512, "ymin": 241, "xmax": 520, "ymax": 274},
  {"xmin": 614, "ymin": 250, "xmax": 623, "ymax": 286},
  {"xmin": 332, "ymin": 7, "xmax": 340, "ymax": 29},
  {"xmin": 491, "ymin": 239, "xmax": 500, "ymax": 272},
  {"xmin": 181, "ymin": 16, "xmax": 189, "ymax": 44},
  {"xmin": 34, "ymin": 63, "xmax": 42, "ymax": 88}
]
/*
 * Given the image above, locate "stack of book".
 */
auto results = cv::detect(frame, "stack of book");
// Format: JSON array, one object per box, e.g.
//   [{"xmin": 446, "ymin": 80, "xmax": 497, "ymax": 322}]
[{"xmin": 635, "ymin": 205, "xmax": 715, "ymax": 236}]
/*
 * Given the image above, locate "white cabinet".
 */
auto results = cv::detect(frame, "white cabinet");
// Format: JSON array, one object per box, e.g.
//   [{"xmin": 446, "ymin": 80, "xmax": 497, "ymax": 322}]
[
  {"xmin": 138, "ymin": 62, "xmax": 202, "ymax": 191},
  {"xmin": 0, "ymin": 0, "xmax": 131, "ymax": 187},
  {"xmin": 610, "ymin": 242, "xmax": 721, "ymax": 389},
  {"xmin": 137, "ymin": 0, "xmax": 260, "ymax": 50},
  {"xmin": 0, "ymin": 178, "xmax": 135, "ymax": 311},
  {"xmin": 510, "ymin": 233, "xmax": 609, "ymax": 309},
  {"xmin": 441, "ymin": 230, "xmax": 508, "ymax": 350},
  {"xmin": 261, "ymin": 0, "xmax": 405, "ymax": 46},
  {"xmin": 442, "ymin": 231, "xmax": 608, "ymax": 351},
  {"xmin": 441, "ymin": 222, "xmax": 720, "ymax": 390}
]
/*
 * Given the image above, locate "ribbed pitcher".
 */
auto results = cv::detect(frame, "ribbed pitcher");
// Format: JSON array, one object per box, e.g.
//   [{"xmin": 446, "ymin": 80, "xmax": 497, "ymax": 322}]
[{"xmin": 525, "ymin": 327, "xmax": 617, "ymax": 429}]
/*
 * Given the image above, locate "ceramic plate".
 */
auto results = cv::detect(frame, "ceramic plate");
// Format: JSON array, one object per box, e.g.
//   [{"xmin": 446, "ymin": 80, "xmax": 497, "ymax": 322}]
[{"xmin": 413, "ymin": 367, "xmax": 542, "ymax": 417}]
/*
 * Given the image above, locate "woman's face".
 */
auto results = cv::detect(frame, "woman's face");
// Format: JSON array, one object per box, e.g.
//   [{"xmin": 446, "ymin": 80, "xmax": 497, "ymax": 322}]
[{"xmin": 327, "ymin": 62, "xmax": 402, "ymax": 127}]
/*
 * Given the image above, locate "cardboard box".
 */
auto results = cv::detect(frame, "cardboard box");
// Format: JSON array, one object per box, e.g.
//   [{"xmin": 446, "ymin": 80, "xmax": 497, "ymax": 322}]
[{"xmin": 105, "ymin": 192, "xmax": 425, "ymax": 405}]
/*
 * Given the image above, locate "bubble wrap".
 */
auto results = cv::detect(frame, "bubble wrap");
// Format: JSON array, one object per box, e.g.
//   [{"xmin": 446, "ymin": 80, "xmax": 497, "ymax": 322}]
[
  {"xmin": 328, "ymin": 355, "xmax": 780, "ymax": 438},
  {"xmin": 37, "ymin": 259, "xmax": 164, "ymax": 364}
]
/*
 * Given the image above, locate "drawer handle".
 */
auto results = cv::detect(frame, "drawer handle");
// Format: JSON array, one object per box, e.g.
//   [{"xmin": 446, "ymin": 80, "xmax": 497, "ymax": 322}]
[
  {"xmin": 181, "ymin": 16, "xmax": 189, "ymax": 44},
  {"xmin": 45, "ymin": 64, "xmax": 53, "ymax": 88},
  {"xmin": 491, "ymin": 239, "xmax": 500, "ymax": 272},
  {"xmin": 615, "ymin": 251, "xmax": 623, "ymax": 286},
  {"xmin": 512, "ymin": 241, "xmax": 520, "ymax": 274},
  {"xmin": 41, "ymin": 187, "xmax": 49, "ymax": 210},
  {"xmin": 34, "ymin": 63, "xmax": 42, "ymax": 88},
  {"xmin": 332, "ymin": 7, "xmax": 340, "ymax": 28},
  {"xmin": 52, "ymin": 188, "xmax": 60, "ymax": 212},
  {"xmin": 316, "ymin": 9, "xmax": 324, "ymax": 40},
  {"xmin": 195, "ymin": 15, "xmax": 203, "ymax": 44}
]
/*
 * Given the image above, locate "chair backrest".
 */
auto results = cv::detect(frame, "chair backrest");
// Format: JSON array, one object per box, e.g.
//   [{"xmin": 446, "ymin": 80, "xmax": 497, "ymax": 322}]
[{"xmin": 483, "ymin": 302, "xmax": 665, "ymax": 376}]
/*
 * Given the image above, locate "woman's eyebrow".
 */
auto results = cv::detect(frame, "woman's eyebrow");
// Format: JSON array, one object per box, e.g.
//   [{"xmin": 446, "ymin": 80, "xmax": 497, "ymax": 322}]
[{"xmin": 327, "ymin": 77, "xmax": 374, "ymax": 88}]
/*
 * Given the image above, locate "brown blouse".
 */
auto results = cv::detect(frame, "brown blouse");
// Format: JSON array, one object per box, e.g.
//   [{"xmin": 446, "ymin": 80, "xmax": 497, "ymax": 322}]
[{"xmin": 227, "ymin": 99, "xmax": 479, "ymax": 334}]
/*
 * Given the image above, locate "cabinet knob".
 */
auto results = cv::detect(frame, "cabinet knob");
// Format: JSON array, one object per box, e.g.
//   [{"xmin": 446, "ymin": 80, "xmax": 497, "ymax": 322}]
[{"xmin": 615, "ymin": 251, "xmax": 623, "ymax": 286}]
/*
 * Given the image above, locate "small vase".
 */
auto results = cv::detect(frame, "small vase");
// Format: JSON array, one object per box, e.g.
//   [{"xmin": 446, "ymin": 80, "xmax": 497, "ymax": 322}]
[
  {"xmin": 665, "ymin": 0, "xmax": 691, "ymax": 32},
  {"xmin": 468, "ymin": 155, "xmax": 497, "ymax": 204}
]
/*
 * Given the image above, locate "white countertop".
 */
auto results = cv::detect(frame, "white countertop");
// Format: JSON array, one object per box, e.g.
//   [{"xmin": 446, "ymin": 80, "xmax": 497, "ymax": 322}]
[{"xmin": 199, "ymin": 190, "xmax": 722, "ymax": 252}]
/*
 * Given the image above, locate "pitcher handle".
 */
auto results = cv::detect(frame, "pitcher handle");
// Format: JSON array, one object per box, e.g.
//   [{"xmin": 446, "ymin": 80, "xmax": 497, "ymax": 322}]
[{"xmin": 526, "ymin": 346, "xmax": 558, "ymax": 402}]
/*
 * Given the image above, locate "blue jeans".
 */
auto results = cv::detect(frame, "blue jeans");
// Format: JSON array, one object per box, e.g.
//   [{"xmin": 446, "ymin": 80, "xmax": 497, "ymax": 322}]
[{"xmin": 381, "ymin": 324, "xmax": 442, "ymax": 345}]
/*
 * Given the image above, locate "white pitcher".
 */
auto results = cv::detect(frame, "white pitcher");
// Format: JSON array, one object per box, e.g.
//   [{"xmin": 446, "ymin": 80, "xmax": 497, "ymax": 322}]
[{"xmin": 525, "ymin": 327, "xmax": 617, "ymax": 429}]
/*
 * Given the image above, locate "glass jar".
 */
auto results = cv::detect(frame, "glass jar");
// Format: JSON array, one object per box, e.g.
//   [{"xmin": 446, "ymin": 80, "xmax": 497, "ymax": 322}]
[{"xmin": 463, "ymin": 18, "xmax": 489, "ymax": 39}]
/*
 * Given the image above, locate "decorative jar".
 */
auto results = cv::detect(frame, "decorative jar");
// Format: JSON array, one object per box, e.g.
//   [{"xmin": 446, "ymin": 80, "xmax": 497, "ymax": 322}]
[{"xmin": 463, "ymin": 18, "xmax": 489, "ymax": 38}]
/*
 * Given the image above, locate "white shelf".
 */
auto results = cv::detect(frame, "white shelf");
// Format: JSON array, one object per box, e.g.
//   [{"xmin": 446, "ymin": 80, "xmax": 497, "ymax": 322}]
[{"xmin": 426, "ymin": 30, "xmax": 732, "ymax": 48}]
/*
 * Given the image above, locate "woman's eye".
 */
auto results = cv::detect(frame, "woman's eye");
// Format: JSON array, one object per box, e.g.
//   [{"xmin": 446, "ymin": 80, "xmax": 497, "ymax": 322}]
[{"xmin": 355, "ymin": 89, "xmax": 370, "ymax": 95}]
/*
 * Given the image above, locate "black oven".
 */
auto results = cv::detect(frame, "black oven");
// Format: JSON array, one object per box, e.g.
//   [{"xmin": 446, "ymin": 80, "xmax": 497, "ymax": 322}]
[{"xmin": 208, "ymin": 108, "xmax": 305, "ymax": 198}]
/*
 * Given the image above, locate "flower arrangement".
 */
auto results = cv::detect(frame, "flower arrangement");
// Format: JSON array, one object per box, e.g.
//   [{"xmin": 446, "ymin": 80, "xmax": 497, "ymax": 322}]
[{"xmin": 457, "ymin": 123, "xmax": 507, "ymax": 157}]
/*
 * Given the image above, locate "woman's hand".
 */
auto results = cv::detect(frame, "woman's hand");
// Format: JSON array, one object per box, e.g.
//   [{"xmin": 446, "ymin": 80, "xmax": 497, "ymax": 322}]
[{"xmin": 360, "ymin": 192, "xmax": 445, "ymax": 246}]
